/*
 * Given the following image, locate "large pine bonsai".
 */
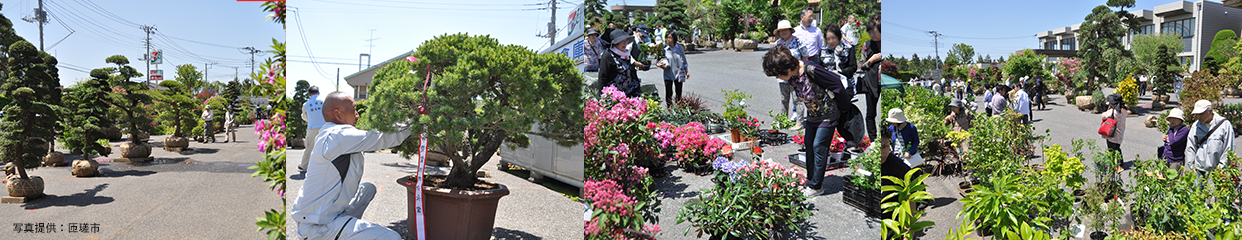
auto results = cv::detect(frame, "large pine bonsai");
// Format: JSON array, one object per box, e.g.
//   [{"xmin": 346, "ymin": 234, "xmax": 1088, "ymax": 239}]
[
  {"xmin": 60, "ymin": 69, "xmax": 115, "ymax": 159},
  {"xmin": 102, "ymin": 55, "xmax": 154, "ymax": 143},
  {"xmin": 363, "ymin": 34, "xmax": 583, "ymax": 189}
]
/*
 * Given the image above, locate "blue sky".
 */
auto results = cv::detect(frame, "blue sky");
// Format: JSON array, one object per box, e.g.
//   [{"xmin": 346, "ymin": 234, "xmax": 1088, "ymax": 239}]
[
  {"xmin": 1, "ymin": 0, "xmax": 283, "ymax": 87},
  {"xmin": 883, "ymin": 0, "xmax": 1224, "ymax": 61},
  {"xmin": 286, "ymin": 0, "xmax": 579, "ymax": 97}
]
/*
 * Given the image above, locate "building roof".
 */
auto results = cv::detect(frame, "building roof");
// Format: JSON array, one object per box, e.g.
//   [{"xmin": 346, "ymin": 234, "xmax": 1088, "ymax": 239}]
[
  {"xmin": 1155, "ymin": 1, "xmax": 1194, "ymax": 16},
  {"xmin": 1226, "ymin": 0, "xmax": 1242, "ymax": 8},
  {"xmin": 342, "ymin": 50, "xmax": 414, "ymax": 87}
]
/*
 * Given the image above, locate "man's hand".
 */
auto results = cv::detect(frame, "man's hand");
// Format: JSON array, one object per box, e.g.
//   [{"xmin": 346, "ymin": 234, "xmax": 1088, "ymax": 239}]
[
  {"xmin": 1163, "ymin": 135, "xmax": 1169, "ymax": 142},
  {"xmin": 656, "ymin": 62, "xmax": 666, "ymax": 69},
  {"xmin": 903, "ymin": 153, "xmax": 910, "ymax": 159}
]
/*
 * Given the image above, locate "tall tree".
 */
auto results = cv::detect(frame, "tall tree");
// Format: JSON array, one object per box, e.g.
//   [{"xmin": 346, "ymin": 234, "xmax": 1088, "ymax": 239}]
[
  {"xmin": 61, "ymin": 69, "xmax": 114, "ymax": 159},
  {"xmin": 288, "ymin": 80, "xmax": 310, "ymax": 140},
  {"xmin": 1077, "ymin": 0, "xmax": 1140, "ymax": 90},
  {"xmin": 1130, "ymin": 33, "xmax": 1183, "ymax": 76},
  {"xmin": 0, "ymin": 41, "xmax": 59, "ymax": 180},
  {"xmin": 584, "ymin": 0, "xmax": 609, "ymax": 28},
  {"xmin": 654, "ymin": 0, "xmax": 690, "ymax": 35},
  {"xmin": 152, "ymin": 80, "xmax": 198, "ymax": 137},
  {"xmin": 103, "ymin": 55, "xmax": 154, "ymax": 143},
  {"xmin": 946, "ymin": 43, "xmax": 976, "ymax": 66},
  {"xmin": 174, "ymin": 64, "xmax": 204, "ymax": 94},
  {"xmin": 1153, "ymin": 45, "xmax": 1180, "ymax": 96}
]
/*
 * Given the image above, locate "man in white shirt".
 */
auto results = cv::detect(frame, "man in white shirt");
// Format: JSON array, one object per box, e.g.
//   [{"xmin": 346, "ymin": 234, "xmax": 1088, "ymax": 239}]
[
  {"xmin": 292, "ymin": 92, "xmax": 411, "ymax": 240},
  {"xmin": 793, "ymin": 7, "xmax": 823, "ymax": 63},
  {"xmin": 224, "ymin": 107, "xmax": 236, "ymax": 143},
  {"xmin": 300, "ymin": 86, "xmax": 326, "ymax": 173},
  {"xmin": 202, "ymin": 106, "xmax": 215, "ymax": 143},
  {"xmin": 841, "ymin": 14, "xmax": 858, "ymax": 49},
  {"xmin": 1011, "ymin": 83, "xmax": 1031, "ymax": 124}
]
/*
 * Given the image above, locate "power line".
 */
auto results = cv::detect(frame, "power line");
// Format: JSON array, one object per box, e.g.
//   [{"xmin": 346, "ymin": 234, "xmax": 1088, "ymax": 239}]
[{"xmin": 291, "ymin": 8, "xmax": 334, "ymax": 79}]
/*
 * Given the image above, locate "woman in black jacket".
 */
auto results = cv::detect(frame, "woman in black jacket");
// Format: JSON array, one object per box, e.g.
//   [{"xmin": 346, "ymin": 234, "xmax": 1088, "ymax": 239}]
[{"xmin": 598, "ymin": 29, "xmax": 642, "ymax": 97}]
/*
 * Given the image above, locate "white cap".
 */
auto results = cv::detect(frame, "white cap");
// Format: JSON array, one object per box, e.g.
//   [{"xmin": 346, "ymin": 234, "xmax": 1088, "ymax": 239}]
[{"xmin": 1192, "ymin": 100, "xmax": 1213, "ymax": 114}]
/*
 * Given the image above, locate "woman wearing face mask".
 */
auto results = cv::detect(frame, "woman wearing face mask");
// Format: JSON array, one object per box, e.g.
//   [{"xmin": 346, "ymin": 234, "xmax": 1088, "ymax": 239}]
[
  {"xmin": 774, "ymin": 20, "xmax": 807, "ymax": 128},
  {"xmin": 598, "ymin": 29, "xmax": 642, "ymax": 97}
]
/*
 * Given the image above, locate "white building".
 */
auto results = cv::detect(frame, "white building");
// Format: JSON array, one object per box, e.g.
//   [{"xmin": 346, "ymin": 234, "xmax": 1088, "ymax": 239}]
[
  {"xmin": 342, "ymin": 50, "xmax": 413, "ymax": 100},
  {"xmin": 1035, "ymin": 0, "xmax": 1242, "ymax": 71}
]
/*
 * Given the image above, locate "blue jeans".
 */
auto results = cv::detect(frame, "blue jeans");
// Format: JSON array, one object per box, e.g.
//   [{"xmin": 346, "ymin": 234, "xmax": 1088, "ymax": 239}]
[{"xmin": 805, "ymin": 122, "xmax": 832, "ymax": 190}]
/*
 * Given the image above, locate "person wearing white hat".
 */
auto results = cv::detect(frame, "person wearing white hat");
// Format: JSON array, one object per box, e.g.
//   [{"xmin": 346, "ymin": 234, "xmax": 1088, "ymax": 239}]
[
  {"xmin": 1160, "ymin": 108, "xmax": 1190, "ymax": 171},
  {"xmin": 774, "ymin": 19, "xmax": 806, "ymax": 129},
  {"xmin": 881, "ymin": 108, "xmax": 922, "ymax": 213},
  {"xmin": 1185, "ymin": 100, "xmax": 1235, "ymax": 177}
]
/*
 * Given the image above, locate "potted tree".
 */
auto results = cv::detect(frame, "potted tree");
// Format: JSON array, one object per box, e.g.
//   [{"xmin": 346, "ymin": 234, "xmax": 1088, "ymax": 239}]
[
  {"xmin": 287, "ymin": 80, "xmax": 310, "ymax": 149},
  {"xmin": 102, "ymin": 55, "xmax": 155, "ymax": 162},
  {"xmin": 1, "ymin": 40, "xmax": 61, "ymax": 202},
  {"xmin": 365, "ymin": 34, "xmax": 582, "ymax": 239},
  {"xmin": 151, "ymin": 79, "xmax": 198, "ymax": 152},
  {"xmin": 61, "ymin": 69, "xmax": 117, "ymax": 177}
]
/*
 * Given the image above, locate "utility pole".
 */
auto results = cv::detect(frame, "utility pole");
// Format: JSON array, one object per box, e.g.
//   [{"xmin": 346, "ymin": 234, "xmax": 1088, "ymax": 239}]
[
  {"xmin": 927, "ymin": 30, "xmax": 944, "ymax": 70},
  {"xmin": 242, "ymin": 47, "xmax": 263, "ymax": 76},
  {"xmin": 204, "ymin": 62, "xmax": 216, "ymax": 84},
  {"xmin": 336, "ymin": 68, "xmax": 340, "ymax": 92},
  {"xmin": 21, "ymin": 0, "xmax": 48, "ymax": 51},
  {"xmin": 535, "ymin": 0, "xmax": 557, "ymax": 47},
  {"xmin": 365, "ymin": 29, "xmax": 378, "ymax": 68},
  {"xmin": 142, "ymin": 26, "xmax": 157, "ymax": 85},
  {"xmin": 550, "ymin": 0, "xmax": 556, "ymax": 47}
]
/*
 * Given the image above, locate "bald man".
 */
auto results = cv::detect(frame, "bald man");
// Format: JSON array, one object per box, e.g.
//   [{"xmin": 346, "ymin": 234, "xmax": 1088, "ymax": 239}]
[{"xmin": 291, "ymin": 92, "xmax": 410, "ymax": 240}]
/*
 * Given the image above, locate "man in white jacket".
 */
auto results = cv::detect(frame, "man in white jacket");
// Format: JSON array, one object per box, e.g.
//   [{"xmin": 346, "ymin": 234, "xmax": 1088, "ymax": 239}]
[
  {"xmin": 292, "ymin": 92, "xmax": 410, "ymax": 240},
  {"xmin": 1186, "ymin": 100, "xmax": 1235, "ymax": 177},
  {"xmin": 299, "ymin": 86, "xmax": 326, "ymax": 173},
  {"xmin": 202, "ymin": 106, "xmax": 215, "ymax": 143}
]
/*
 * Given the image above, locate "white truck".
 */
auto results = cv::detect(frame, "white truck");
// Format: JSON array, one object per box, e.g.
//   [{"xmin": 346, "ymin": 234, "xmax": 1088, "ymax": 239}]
[{"xmin": 497, "ymin": 4, "xmax": 586, "ymax": 188}]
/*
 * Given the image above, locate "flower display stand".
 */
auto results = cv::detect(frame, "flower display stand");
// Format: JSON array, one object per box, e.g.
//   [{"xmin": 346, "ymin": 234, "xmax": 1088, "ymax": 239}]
[{"xmin": 842, "ymin": 175, "xmax": 884, "ymax": 218}]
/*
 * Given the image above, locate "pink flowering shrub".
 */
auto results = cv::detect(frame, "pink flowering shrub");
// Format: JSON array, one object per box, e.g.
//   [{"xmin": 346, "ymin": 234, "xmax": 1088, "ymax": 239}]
[
  {"xmin": 584, "ymin": 179, "xmax": 658, "ymax": 240},
  {"xmin": 584, "ymin": 86, "xmax": 663, "ymax": 238},
  {"xmin": 677, "ymin": 159, "xmax": 811, "ymax": 237},
  {"xmin": 647, "ymin": 121, "xmax": 730, "ymax": 169}
]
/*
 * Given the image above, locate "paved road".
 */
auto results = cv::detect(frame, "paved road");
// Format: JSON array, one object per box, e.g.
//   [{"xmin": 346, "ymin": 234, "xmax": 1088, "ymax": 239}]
[
  {"xmin": 0, "ymin": 125, "xmax": 283, "ymax": 239},
  {"xmin": 915, "ymin": 90, "xmax": 1242, "ymax": 239},
  {"xmin": 641, "ymin": 45, "xmax": 882, "ymax": 239},
  {"xmin": 285, "ymin": 145, "xmax": 581, "ymax": 240}
]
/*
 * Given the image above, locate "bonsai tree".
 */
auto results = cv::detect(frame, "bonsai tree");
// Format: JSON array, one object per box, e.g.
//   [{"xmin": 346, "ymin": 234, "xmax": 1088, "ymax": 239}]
[
  {"xmin": 102, "ymin": 55, "xmax": 154, "ymax": 143},
  {"xmin": 60, "ymin": 69, "xmax": 115, "ymax": 159},
  {"xmin": 151, "ymin": 80, "xmax": 199, "ymax": 137},
  {"xmin": 363, "ymin": 33, "xmax": 583, "ymax": 189},
  {"xmin": 287, "ymin": 80, "xmax": 310, "ymax": 140},
  {"xmin": 0, "ymin": 41, "xmax": 60, "ymax": 182}
]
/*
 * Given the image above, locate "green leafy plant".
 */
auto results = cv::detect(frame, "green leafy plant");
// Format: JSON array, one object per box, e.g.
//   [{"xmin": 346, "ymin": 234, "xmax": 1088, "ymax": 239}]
[
  {"xmin": 363, "ymin": 33, "xmax": 583, "ymax": 189},
  {"xmin": 721, "ymin": 89, "xmax": 752, "ymax": 128},
  {"xmin": 963, "ymin": 111, "xmax": 1032, "ymax": 180},
  {"xmin": 768, "ymin": 110, "xmax": 795, "ymax": 130},
  {"xmin": 849, "ymin": 145, "xmax": 882, "ymax": 190},
  {"xmin": 881, "ymin": 168, "xmax": 935, "ymax": 240},
  {"xmin": 677, "ymin": 160, "xmax": 811, "ymax": 239},
  {"xmin": 957, "ymin": 174, "xmax": 1050, "ymax": 238}
]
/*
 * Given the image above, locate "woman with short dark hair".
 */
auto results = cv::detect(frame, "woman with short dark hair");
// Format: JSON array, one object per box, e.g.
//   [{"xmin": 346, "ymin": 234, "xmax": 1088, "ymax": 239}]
[{"xmin": 762, "ymin": 45, "xmax": 853, "ymax": 198}]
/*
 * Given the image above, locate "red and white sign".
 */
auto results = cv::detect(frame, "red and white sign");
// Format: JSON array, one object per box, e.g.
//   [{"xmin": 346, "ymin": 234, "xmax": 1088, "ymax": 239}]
[{"xmin": 149, "ymin": 70, "xmax": 163, "ymax": 81}]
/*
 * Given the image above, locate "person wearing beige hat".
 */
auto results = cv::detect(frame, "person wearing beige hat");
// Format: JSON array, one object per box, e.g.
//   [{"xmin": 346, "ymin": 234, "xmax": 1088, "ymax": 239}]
[
  {"xmin": 1185, "ymin": 99, "xmax": 1235, "ymax": 177},
  {"xmin": 1161, "ymin": 108, "xmax": 1190, "ymax": 172},
  {"xmin": 881, "ymin": 108, "xmax": 923, "ymax": 213},
  {"xmin": 773, "ymin": 19, "xmax": 807, "ymax": 129}
]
